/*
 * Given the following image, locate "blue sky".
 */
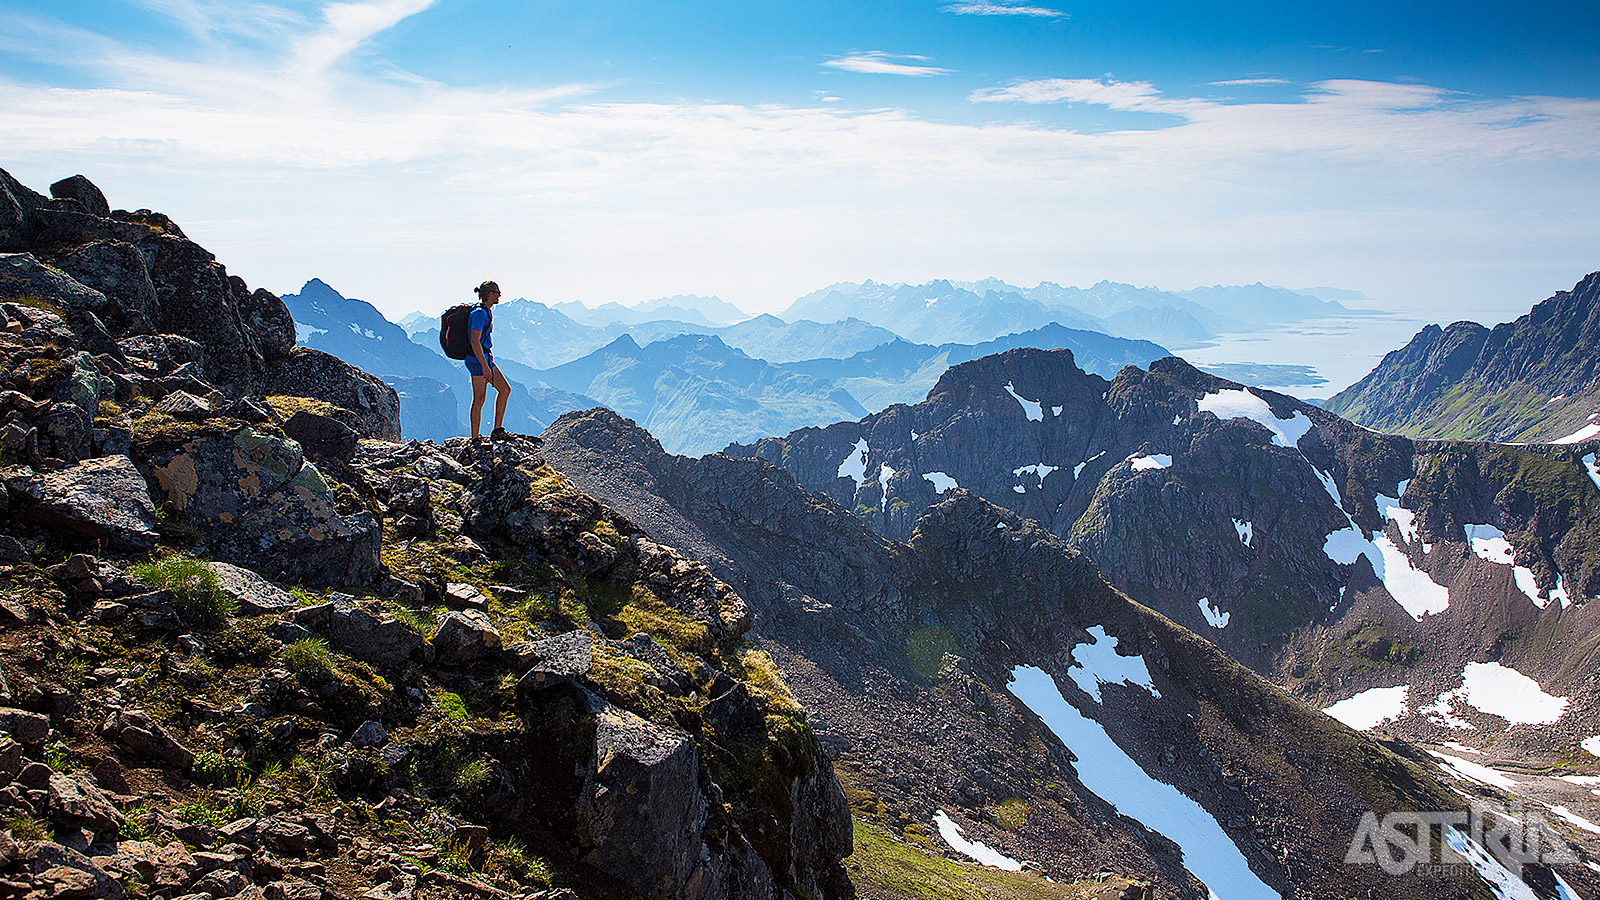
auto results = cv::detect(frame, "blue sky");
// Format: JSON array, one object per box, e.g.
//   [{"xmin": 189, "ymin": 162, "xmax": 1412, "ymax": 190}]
[{"xmin": 1, "ymin": 0, "xmax": 1597, "ymax": 321}]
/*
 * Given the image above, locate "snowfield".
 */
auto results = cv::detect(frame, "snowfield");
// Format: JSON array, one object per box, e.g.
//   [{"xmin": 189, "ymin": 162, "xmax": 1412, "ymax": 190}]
[
  {"xmin": 1585, "ymin": 453, "xmax": 1600, "ymax": 491},
  {"xmin": 837, "ymin": 439, "xmax": 868, "ymax": 489},
  {"xmin": 1008, "ymin": 666, "xmax": 1281, "ymax": 900},
  {"xmin": 1459, "ymin": 661, "xmax": 1568, "ymax": 726},
  {"xmin": 1231, "ymin": 519, "xmax": 1254, "ymax": 547},
  {"xmin": 1197, "ymin": 388, "xmax": 1313, "ymax": 448},
  {"xmin": 1322, "ymin": 685, "xmax": 1408, "ymax": 731},
  {"xmin": 878, "ymin": 464, "xmax": 895, "ymax": 513},
  {"xmin": 1003, "ymin": 382, "xmax": 1043, "ymax": 421},
  {"xmin": 1129, "ymin": 453, "xmax": 1172, "ymax": 471},
  {"xmin": 1067, "ymin": 627, "xmax": 1159, "ymax": 703},
  {"xmin": 933, "ymin": 810, "xmax": 1022, "ymax": 870},
  {"xmin": 922, "ymin": 471, "xmax": 958, "ymax": 494},
  {"xmin": 1198, "ymin": 597, "xmax": 1230, "ymax": 629},
  {"xmin": 1554, "ymin": 419, "xmax": 1600, "ymax": 444}
]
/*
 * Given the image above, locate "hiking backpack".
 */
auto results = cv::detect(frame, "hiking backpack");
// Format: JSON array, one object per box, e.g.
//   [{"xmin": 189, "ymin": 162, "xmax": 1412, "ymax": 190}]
[{"xmin": 439, "ymin": 304, "xmax": 477, "ymax": 359}]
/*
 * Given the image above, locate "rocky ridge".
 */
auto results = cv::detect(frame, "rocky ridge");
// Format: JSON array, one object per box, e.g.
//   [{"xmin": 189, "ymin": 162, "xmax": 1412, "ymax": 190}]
[
  {"xmin": 0, "ymin": 168, "xmax": 851, "ymax": 900},
  {"xmin": 1325, "ymin": 271, "xmax": 1600, "ymax": 442}
]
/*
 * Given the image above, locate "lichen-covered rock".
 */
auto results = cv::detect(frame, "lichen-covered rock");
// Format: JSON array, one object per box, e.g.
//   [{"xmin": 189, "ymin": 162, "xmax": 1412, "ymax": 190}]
[
  {"xmin": 21, "ymin": 454, "xmax": 158, "ymax": 551},
  {"xmin": 281, "ymin": 410, "xmax": 356, "ymax": 461},
  {"xmin": 513, "ymin": 630, "xmax": 593, "ymax": 693},
  {"xmin": 52, "ymin": 240, "xmax": 159, "ymax": 335},
  {"xmin": 240, "ymin": 287, "xmax": 295, "ymax": 361},
  {"xmin": 432, "ymin": 609, "xmax": 501, "ymax": 666},
  {"xmin": 210, "ymin": 561, "xmax": 297, "ymax": 617},
  {"xmin": 263, "ymin": 348, "xmax": 400, "ymax": 440},
  {"xmin": 575, "ymin": 701, "xmax": 709, "ymax": 900},
  {"xmin": 140, "ymin": 425, "xmax": 380, "ymax": 587},
  {"xmin": 102, "ymin": 709, "xmax": 193, "ymax": 768},
  {"xmin": 142, "ymin": 233, "xmax": 266, "ymax": 395},
  {"xmin": 291, "ymin": 600, "xmax": 422, "ymax": 667},
  {"xmin": 49, "ymin": 175, "xmax": 111, "ymax": 218}
]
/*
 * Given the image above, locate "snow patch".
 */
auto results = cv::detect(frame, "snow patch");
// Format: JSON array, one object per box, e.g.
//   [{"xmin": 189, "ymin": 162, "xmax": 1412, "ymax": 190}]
[
  {"xmin": 1231, "ymin": 519, "xmax": 1253, "ymax": 547},
  {"xmin": 1052, "ymin": 405, "xmax": 1063, "ymax": 416},
  {"xmin": 910, "ymin": 430, "xmax": 919, "ymax": 442},
  {"xmin": 1554, "ymin": 421, "xmax": 1600, "ymax": 444},
  {"xmin": 1584, "ymin": 453, "xmax": 1600, "ymax": 491},
  {"xmin": 1197, "ymin": 388, "xmax": 1313, "ymax": 448},
  {"xmin": 1198, "ymin": 597, "xmax": 1229, "ymax": 629},
  {"xmin": 1444, "ymin": 827, "xmax": 1543, "ymax": 900},
  {"xmin": 1129, "ymin": 453, "xmax": 1172, "ymax": 471},
  {"xmin": 923, "ymin": 471, "xmax": 957, "ymax": 494},
  {"xmin": 1441, "ymin": 741, "xmax": 1481, "ymax": 755},
  {"xmin": 837, "ymin": 439, "xmax": 868, "ymax": 490},
  {"xmin": 1073, "ymin": 450, "xmax": 1106, "ymax": 479},
  {"xmin": 1375, "ymin": 493, "xmax": 1420, "ymax": 544},
  {"xmin": 1550, "ymin": 805, "xmax": 1600, "ymax": 835},
  {"xmin": 1372, "ymin": 533, "xmax": 1451, "ymax": 619},
  {"xmin": 1003, "ymin": 382, "xmax": 1043, "ymax": 421},
  {"xmin": 1465, "ymin": 523, "xmax": 1515, "ymax": 565},
  {"xmin": 1582, "ymin": 736, "xmax": 1600, "ymax": 758},
  {"xmin": 297, "ymin": 322, "xmax": 328, "ymax": 338},
  {"xmin": 1323, "ymin": 685, "xmax": 1409, "ymax": 731},
  {"xmin": 879, "ymin": 464, "xmax": 895, "ymax": 513},
  {"xmin": 1429, "ymin": 750, "xmax": 1520, "ymax": 790},
  {"xmin": 1007, "ymin": 666, "xmax": 1280, "ymax": 900},
  {"xmin": 932, "ymin": 811, "xmax": 1021, "ymax": 870},
  {"xmin": 1172, "ymin": 413, "xmax": 1182, "ymax": 425},
  {"xmin": 1067, "ymin": 626, "xmax": 1159, "ymax": 703},
  {"xmin": 1459, "ymin": 661, "xmax": 1568, "ymax": 726},
  {"xmin": 1012, "ymin": 463, "xmax": 1058, "ymax": 491}
]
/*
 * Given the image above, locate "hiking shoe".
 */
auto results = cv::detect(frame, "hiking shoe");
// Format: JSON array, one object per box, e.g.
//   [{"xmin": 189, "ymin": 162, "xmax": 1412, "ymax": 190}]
[{"xmin": 491, "ymin": 427, "xmax": 511, "ymax": 441}]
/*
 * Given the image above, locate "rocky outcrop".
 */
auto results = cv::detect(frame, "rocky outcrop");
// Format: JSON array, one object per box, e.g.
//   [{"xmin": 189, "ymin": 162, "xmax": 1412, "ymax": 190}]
[
  {"xmin": 1327, "ymin": 271, "xmax": 1600, "ymax": 441},
  {"xmin": 264, "ymin": 347, "xmax": 401, "ymax": 440},
  {"xmin": 18, "ymin": 454, "xmax": 159, "ymax": 551}
]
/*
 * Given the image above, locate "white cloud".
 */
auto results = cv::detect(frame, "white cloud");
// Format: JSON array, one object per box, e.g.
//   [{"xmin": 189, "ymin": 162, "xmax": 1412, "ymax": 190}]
[
  {"xmin": 1, "ymin": 7, "xmax": 1597, "ymax": 324},
  {"xmin": 1211, "ymin": 78, "xmax": 1290, "ymax": 86},
  {"xmin": 944, "ymin": 1, "xmax": 1065, "ymax": 16},
  {"xmin": 289, "ymin": 0, "xmax": 438, "ymax": 77},
  {"xmin": 823, "ymin": 52, "xmax": 949, "ymax": 77}
]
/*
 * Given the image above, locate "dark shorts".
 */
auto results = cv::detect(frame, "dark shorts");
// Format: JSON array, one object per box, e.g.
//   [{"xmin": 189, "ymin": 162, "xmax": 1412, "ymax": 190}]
[{"xmin": 465, "ymin": 354, "xmax": 494, "ymax": 377}]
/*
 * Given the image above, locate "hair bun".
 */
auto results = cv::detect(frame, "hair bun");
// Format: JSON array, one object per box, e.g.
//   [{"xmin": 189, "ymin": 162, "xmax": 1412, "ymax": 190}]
[{"xmin": 475, "ymin": 280, "xmax": 500, "ymax": 298}]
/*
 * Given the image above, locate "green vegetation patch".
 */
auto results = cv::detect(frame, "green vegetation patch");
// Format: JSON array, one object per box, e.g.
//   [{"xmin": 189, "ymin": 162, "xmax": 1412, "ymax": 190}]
[
  {"xmin": 846, "ymin": 818, "xmax": 1116, "ymax": 900},
  {"xmin": 131, "ymin": 555, "xmax": 234, "ymax": 618}
]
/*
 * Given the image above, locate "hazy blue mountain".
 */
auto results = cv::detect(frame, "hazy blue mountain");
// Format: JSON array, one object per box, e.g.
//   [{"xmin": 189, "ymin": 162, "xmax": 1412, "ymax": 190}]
[
  {"xmin": 1176, "ymin": 282, "xmax": 1353, "ymax": 325},
  {"xmin": 552, "ymin": 293, "xmax": 747, "ymax": 327},
  {"xmin": 783, "ymin": 279, "xmax": 1104, "ymax": 345},
  {"xmin": 786, "ymin": 323, "xmax": 1169, "ymax": 411},
  {"xmin": 282, "ymin": 280, "xmax": 597, "ymax": 439},
  {"xmin": 716, "ymin": 315, "xmax": 900, "ymax": 364},
  {"xmin": 531, "ymin": 333, "xmax": 868, "ymax": 455}
]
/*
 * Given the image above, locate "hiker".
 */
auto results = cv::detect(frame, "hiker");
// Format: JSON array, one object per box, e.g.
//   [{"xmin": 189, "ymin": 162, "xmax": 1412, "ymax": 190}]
[{"xmin": 465, "ymin": 280, "xmax": 509, "ymax": 441}]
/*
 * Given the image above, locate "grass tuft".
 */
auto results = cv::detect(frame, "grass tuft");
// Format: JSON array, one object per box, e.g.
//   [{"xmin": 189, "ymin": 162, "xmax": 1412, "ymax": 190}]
[{"xmin": 131, "ymin": 555, "xmax": 233, "ymax": 618}]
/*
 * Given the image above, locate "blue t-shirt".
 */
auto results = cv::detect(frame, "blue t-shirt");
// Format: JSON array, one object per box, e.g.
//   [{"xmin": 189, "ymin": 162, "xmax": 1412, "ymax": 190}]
[{"xmin": 468, "ymin": 306, "xmax": 492, "ymax": 354}]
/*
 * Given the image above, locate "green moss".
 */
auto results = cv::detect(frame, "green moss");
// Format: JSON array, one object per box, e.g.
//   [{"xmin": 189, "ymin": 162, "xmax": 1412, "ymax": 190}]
[
  {"xmin": 130, "ymin": 555, "xmax": 233, "ymax": 618},
  {"xmin": 992, "ymin": 798, "xmax": 1029, "ymax": 830},
  {"xmin": 845, "ymin": 818, "xmax": 1114, "ymax": 900},
  {"xmin": 613, "ymin": 585, "xmax": 711, "ymax": 660},
  {"xmin": 436, "ymin": 691, "xmax": 469, "ymax": 722},
  {"xmin": 265, "ymin": 395, "xmax": 340, "ymax": 419},
  {"xmin": 2, "ymin": 816, "xmax": 47, "ymax": 843}
]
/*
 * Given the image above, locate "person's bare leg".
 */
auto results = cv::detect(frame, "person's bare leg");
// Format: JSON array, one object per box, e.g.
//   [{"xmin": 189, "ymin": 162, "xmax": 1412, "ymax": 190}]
[
  {"xmin": 469, "ymin": 374, "xmax": 488, "ymax": 437},
  {"xmin": 490, "ymin": 367, "xmax": 510, "ymax": 430}
]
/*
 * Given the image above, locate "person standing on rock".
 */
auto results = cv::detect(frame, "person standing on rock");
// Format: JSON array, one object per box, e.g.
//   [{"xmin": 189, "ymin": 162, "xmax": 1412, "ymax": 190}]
[{"xmin": 467, "ymin": 280, "xmax": 510, "ymax": 441}]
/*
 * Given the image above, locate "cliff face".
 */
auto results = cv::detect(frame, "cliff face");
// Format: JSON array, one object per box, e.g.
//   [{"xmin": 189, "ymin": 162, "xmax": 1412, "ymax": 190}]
[
  {"xmin": 545, "ymin": 408, "xmax": 1596, "ymax": 900},
  {"xmin": 723, "ymin": 348, "xmax": 1600, "ymax": 768},
  {"xmin": 1326, "ymin": 271, "xmax": 1600, "ymax": 442},
  {"xmin": 0, "ymin": 168, "xmax": 852, "ymax": 900}
]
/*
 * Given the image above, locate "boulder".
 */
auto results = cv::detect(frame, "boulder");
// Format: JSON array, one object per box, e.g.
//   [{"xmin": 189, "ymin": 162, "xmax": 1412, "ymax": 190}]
[
  {"xmin": 0, "ymin": 253, "xmax": 128, "ymax": 352},
  {"xmin": 432, "ymin": 610, "xmax": 501, "ymax": 666},
  {"xmin": 514, "ymin": 630, "xmax": 593, "ymax": 693},
  {"xmin": 117, "ymin": 333, "xmax": 203, "ymax": 371},
  {"xmin": 263, "ymin": 348, "xmax": 400, "ymax": 440},
  {"xmin": 22, "ymin": 455, "xmax": 158, "ymax": 551},
  {"xmin": 141, "ymin": 426, "xmax": 381, "ymax": 587},
  {"xmin": 349, "ymin": 720, "xmax": 385, "ymax": 748},
  {"xmin": 47, "ymin": 773, "xmax": 124, "ymax": 838},
  {"xmin": 576, "ymin": 702, "xmax": 707, "ymax": 899},
  {"xmin": 52, "ymin": 241, "xmax": 158, "ymax": 336},
  {"xmin": 0, "ymin": 707, "xmax": 50, "ymax": 744},
  {"xmin": 239, "ymin": 288, "xmax": 295, "ymax": 361},
  {"xmin": 209, "ymin": 562, "xmax": 296, "ymax": 617},
  {"xmin": 281, "ymin": 411, "xmax": 356, "ymax": 462},
  {"xmin": 153, "ymin": 390, "xmax": 213, "ymax": 419},
  {"xmin": 103, "ymin": 709, "xmax": 194, "ymax": 768},
  {"xmin": 443, "ymin": 582, "xmax": 489, "ymax": 611},
  {"xmin": 291, "ymin": 601, "xmax": 421, "ymax": 667},
  {"xmin": 143, "ymin": 233, "xmax": 266, "ymax": 394},
  {"xmin": 49, "ymin": 175, "xmax": 110, "ymax": 217}
]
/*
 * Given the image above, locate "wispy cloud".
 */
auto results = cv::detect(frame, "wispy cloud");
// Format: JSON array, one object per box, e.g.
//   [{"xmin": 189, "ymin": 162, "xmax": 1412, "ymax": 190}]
[
  {"xmin": 289, "ymin": 0, "xmax": 437, "ymax": 77},
  {"xmin": 971, "ymin": 77, "xmax": 1200, "ymax": 113},
  {"xmin": 823, "ymin": 52, "xmax": 950, "ymax": 77},
  {"xmin": 1211, "ymin": 78, "xmax": 1290, "ymax": 86},
  {"xmin": 944, "ymin": 0, "xmax": 1066, "ymax": 17}
]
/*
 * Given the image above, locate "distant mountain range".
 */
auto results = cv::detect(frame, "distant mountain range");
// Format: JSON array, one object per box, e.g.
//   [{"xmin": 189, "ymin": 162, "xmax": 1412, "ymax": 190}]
[{"xmin": 1326, "ymin": 271, "xmax": 1600, "ymax": 442}]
